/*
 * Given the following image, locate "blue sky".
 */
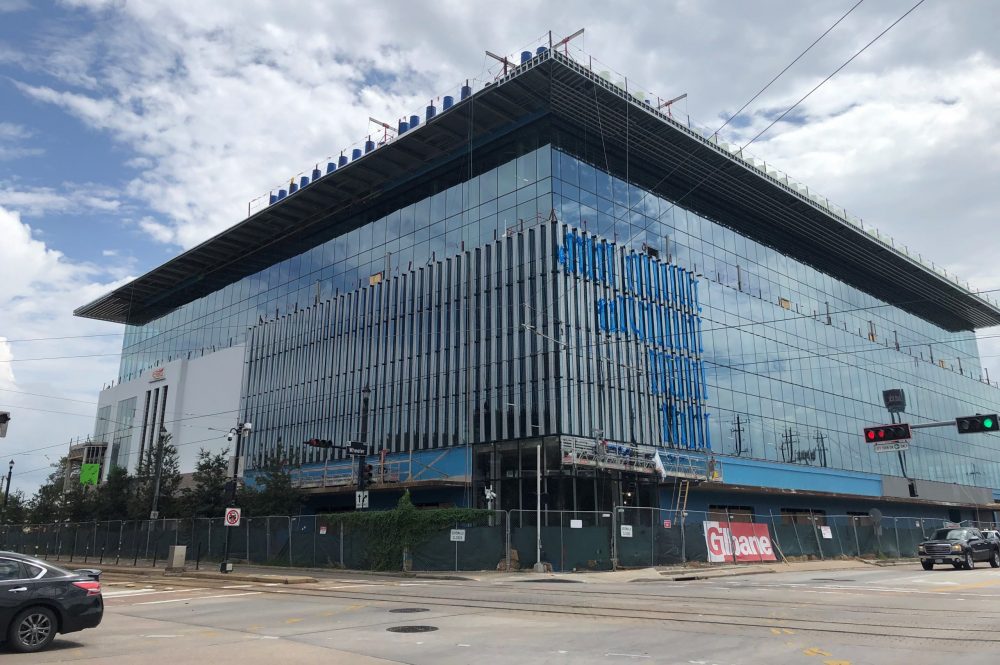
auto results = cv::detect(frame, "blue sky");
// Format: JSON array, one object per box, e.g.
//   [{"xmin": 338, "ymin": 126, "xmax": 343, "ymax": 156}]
[{"xmin": 3, "ymin": 0, "xmax": 1000, "ymax": 493}]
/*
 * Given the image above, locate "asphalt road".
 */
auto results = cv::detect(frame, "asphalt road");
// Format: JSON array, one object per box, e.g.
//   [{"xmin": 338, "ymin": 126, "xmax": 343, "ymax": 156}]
[{"xmin": 6, "ymin": 564, "xmax": 1000, "ymax": 664}]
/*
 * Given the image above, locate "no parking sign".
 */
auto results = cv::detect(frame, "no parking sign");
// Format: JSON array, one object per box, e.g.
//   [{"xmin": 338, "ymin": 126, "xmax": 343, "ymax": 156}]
[{"xmin": 224, "ymin": 507, "xmax": 242, "ymax": 527}]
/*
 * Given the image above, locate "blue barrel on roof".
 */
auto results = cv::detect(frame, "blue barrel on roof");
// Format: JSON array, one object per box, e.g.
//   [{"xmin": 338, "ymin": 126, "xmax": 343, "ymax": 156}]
[
  {"xmin": 351, "ymin": 148, "xmax": 362, "ymax": 160},
  {"xmin": 338, "ymin": 153, "xmax": 348, "ymax": 167},
  {"xmin": 300, "ymin": 175, "xmax": 309, "ymax": 189},
  {"xmin": 269, "ymin": 192, "xmax": 277, "ymax": 205},
  {"xmin": 409, "ymin": 114, "xmax": 420, "ymax": 128},
  {"xmin": 425, "ymin": 104, "xmax": 436, "ymax": 121},
  {"xmin": 461, "ymin": 83, "xmax": 472, "ymax": 100},
  {"xmin": 365, "ymin": 139, "xmax": 375, "ymax": 153},
  {"xmin": 398, "ymin": 119, "xmax": 409, "ymax": 134},
  {"xmin": 277, "ymin": 189, "xmax": 287, "ymax": 200},
  {"xmin": 289, "ymin": 181, "xmax": 298, "ymax": 194},
  {"xmin": 312, "ymin": 167, "xmax": 321, "ymax": 181},
  {"xmin": 442, "ymin": 95, "xmax": 454, "ymax": 110},
  {"xmin": 520, "ymin": 50, "xmax": 531, "ymax": 64},
  {"xmin": 536, "ymin": 46, "xmax": 547, "ymax": 56},
  {"xmin": 326, "ymin": 162, "xmax": 336, "ymax": 174}
]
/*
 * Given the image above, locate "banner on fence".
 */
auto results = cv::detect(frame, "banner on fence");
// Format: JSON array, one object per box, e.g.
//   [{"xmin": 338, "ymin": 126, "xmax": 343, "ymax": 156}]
[{"xmin": 703, "ymin": 521, "xmax": 776, "ymax": 563}]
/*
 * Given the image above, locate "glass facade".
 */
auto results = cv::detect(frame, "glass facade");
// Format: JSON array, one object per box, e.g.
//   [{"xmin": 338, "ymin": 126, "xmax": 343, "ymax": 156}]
[{"xmin": 117, "ymin": 142, "xmax": 1000, "ymax": 490}]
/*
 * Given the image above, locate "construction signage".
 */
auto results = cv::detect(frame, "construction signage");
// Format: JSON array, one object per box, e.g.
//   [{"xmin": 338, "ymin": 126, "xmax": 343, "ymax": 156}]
[{"xmin": 703, "ymin": 521, "xmax": 777, "ymax": 563}]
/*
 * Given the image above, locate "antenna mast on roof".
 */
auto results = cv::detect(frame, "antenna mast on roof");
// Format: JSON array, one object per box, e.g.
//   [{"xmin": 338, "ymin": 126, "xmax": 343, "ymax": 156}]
[
  {"xmin": 658, "ymin": 93, "xmax": 688, "ymax": 118},
  {"xmin": 485, "ymin": 50, "xmax": 515, "ymax": 79},
  {"xmin": 552, "ymin": 28, "xmax": 584, "ymax": 55},
  {"xmin": 368, "ymin": 117, "xmax": 396, "ymax": 145}
]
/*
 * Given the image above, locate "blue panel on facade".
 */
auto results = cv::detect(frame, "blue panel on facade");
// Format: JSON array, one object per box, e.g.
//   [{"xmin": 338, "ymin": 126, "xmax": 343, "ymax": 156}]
[{"xmin": 721, "ymin": 456, "xmax": 883, "ymax": 497}]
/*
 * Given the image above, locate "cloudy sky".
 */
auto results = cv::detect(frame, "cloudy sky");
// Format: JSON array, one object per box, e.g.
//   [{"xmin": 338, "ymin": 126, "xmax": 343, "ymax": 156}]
[{"xmin": 2, "ymin": 0, "xmax": 1000, "ymax": 493}]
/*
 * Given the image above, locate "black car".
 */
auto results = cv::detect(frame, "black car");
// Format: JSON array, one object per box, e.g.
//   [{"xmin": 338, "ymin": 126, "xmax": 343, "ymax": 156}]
[
  {"xmin": 0, "ymin": 552, "xmax": 103, "ymax": 652},
  {"xmin": 918, "ymin": 528, "xmax": 1000, "ymax": 570}
]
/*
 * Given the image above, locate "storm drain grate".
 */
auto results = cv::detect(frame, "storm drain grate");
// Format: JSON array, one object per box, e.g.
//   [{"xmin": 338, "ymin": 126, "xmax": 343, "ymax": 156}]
[
  {"xmin": 389, "ymin": 608, "xmax": 430, "ymax": 613},
  {"xmin": 387, "ymin": 625, "xmax": 438, "ymax": 633}
]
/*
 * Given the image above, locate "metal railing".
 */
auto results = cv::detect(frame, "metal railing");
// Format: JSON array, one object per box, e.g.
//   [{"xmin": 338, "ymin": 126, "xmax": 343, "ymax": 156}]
[{"xmin": 2, "ymin": 511, "xmax": 990, "ymax": 572}]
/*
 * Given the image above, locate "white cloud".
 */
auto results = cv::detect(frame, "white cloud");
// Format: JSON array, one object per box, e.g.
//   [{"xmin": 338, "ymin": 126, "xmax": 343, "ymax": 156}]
[
  {"xmin": 0, "ymin": 205, "xmax": 127, "ymax": 490},
  {"xmin": 0, "ymin": 182, "xmax": 121, "ymax": 216},
  {"xmin": 101, "ymin": 248, "xmax": 118, "ymax": 256}
]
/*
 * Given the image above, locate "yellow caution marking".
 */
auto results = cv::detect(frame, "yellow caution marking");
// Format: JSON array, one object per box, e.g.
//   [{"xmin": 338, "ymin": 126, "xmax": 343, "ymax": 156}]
[{"xmin": 803, "ymin": 647, "xmax": 831, "ymax": 657}]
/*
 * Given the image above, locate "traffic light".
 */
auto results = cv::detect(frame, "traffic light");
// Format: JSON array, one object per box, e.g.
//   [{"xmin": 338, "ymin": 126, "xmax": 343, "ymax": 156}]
[
  {"xmin": 956, "ymin": 414, "xmax": 999, "ymax": 434},
  {"xmin": 863, "ymin": 423, "xmax": 911, "ymax": 443},
  {"xmin": 303, "ymin": 438, "xmax": 333, "ymax": 448},
  {"xmin": 363, "ymin": 464, "xmax": 374, "ymax": 486}
]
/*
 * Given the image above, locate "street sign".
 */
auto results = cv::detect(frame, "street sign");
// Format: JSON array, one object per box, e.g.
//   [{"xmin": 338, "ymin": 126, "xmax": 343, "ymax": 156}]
[
  {"xmin": 663, "ymin": 519, "xmax": 672, "ymax": 529},
  {"xmin": 874, "ymin": 441, "xmax": 909, "ymax": 453},
  {"xmin": 620, "ymin": 524, "xmax": 633, "ymax": 538},
  {"xmin": 450, "ymin": 529, "xmax": 466, "ymax": 542},
  {"xmin": 355, "ymin": 491, "xmax": 369, "ymax": 509},
  {"xmin": 224, "ymin": 507, "xmax": 241, "ymax": 527},
  {"xmin": 347, "ymin": 446, "xmax": 367, "ymax": 456}
]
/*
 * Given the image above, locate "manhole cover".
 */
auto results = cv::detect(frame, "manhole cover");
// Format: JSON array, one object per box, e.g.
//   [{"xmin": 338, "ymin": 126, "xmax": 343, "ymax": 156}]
[
  {"xmin": 387, "ymin": 625, "xmax": 438, "ymax": 633},
  {"xmin": 389, "ymin": 608, "xmax": 430, "ymax": 613}
]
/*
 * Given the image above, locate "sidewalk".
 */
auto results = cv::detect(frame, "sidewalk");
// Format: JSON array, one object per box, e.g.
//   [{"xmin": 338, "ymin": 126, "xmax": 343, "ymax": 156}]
[{"xmin": 94, "ymin": 556, "xmax": 919, "ymax": 585}]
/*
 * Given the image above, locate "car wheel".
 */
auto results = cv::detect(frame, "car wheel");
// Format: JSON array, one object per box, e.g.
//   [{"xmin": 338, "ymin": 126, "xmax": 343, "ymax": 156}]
[
  {"xmin": 921, "ymin": 560, "xmax": 934, "ymax": 570},
  {"xmin": 963, "ymin": 551, "xmax": 974, "ymax": 570},
  {"xmin": 990, "ymin": 550, "xmax": 1000, "ymax": 568},
  {"xmin": 7, "ymin": 606, "xmax": 57, "ymax": 653}
]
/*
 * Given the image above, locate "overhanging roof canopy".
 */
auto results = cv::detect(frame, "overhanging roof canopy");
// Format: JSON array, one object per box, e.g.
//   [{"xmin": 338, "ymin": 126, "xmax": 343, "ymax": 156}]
[{"xmin": 75, "ymin": 50, "xmax": 1000, "ymax": 332}]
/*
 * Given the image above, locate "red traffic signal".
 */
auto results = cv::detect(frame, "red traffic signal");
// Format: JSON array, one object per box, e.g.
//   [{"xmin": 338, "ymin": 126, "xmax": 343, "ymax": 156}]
[
  {"xmin": 863, "ymin": 424, "xmax": 911, "ymax": 443},
  {"xmin": 304, "ymin": 438, "xmax": 333, "ymax": 448}
]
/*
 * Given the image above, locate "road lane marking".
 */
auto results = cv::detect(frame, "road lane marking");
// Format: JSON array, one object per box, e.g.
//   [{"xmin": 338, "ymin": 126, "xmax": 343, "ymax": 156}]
[
  {"xmin": 136, "ymin": 591, "xmax": 261, "ymax": 605},
  {"xmin": 223, "ymin": 584, "xmax": 255, "ymax": 589},
  {"xmin": 803, "ymin": 648, "xmax": 831, "ymax": 657},
  {"xmin": 285, "ymin": 618, "xmax": 303, "ymax": 624},
  {"xmin": 105, "ymin": 587, "xmax": 206, "ymax": 599}
]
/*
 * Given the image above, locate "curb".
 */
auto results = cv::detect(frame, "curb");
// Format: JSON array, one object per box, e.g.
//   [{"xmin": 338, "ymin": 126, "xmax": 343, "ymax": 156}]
[
  {"xmin": 99, "ymin": 567, "xmax": 317, "ymax": 584},
  {"xmin": 630, "ymin": 568, "xmax": 776, "ymax": 582}
]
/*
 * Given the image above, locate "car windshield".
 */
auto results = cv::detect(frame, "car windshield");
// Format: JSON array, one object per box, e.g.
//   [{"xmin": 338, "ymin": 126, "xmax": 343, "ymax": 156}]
[{"xmin": 931, "ymin": 529, "xmax": 969, "ymax": 540}]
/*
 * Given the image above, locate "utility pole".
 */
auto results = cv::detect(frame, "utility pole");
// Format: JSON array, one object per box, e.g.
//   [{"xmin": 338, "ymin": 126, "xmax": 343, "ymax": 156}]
[
  {"xmin": 0, "ymin": 460, "xmax": 13, "ymax": 525},
  {"xmin": 731, "ymin": 415, "xmax": 746, "ymax": 456},
  {"xmin": 149, "ymin": 425, "xmax": 167, "ymax": 520},
  {"xmin": 221, "ymin": 421, "xmax": 253, "ymax": 573},
  {"xmin": 780, "ymin": 428, "xmax": 797, "ymax": 463},
  {"xmin": 814, "ymin": 432, "xmax": 828, "ymax": 468}
]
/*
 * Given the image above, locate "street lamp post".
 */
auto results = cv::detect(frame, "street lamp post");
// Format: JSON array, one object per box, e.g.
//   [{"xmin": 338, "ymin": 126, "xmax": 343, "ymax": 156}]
[{"xmin": 221, "ymin": 421, "xmax": 252, "ymax": 573}]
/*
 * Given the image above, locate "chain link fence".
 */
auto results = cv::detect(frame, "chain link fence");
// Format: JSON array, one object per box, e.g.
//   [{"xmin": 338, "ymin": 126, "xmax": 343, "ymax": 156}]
[{"xmin": 1, "ymin": 512, "xmax": 994, "ymax": 571}]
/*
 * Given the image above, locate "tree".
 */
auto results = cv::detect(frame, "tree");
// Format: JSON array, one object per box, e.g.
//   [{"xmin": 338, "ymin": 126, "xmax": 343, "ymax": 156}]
[
  {"xmin": 241, "ymin": 445, "xmax": 304, "ymax": 516},
  {"xmin": 180, "ymin": 447, "xmax": 229, "ymax": 518},
  {"xmin": 28, "ymin": 458, "xmax": 68, "ymax": 524},
  {"xmin": 92, "ymin": 466, "xmax": 132, "ymax": 520},
  {"xmin": 128, "ymin": 433, "xmax": 181, "ymax": 520},
  {"xmin": 1, "ymin": 490, "xmax": 28, "ymax": 525}
]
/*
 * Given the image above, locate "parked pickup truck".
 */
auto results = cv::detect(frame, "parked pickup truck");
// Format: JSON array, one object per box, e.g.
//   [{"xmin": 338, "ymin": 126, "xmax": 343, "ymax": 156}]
[{"xmin": 918, "ymin": 527, "xmax": 1000, "ymax": 570}]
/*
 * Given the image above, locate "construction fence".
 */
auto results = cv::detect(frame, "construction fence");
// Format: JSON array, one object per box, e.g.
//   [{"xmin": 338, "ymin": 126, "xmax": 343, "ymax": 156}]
[{"xmin": 0, "ymin": 510, "xmax": 994, "ymax": 572}]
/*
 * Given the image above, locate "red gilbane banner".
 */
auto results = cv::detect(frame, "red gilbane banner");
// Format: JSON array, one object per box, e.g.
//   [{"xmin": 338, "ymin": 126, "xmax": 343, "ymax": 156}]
[{"xmin": 703, "ymin": 521, "xmax": 777, "ymax": 563}]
